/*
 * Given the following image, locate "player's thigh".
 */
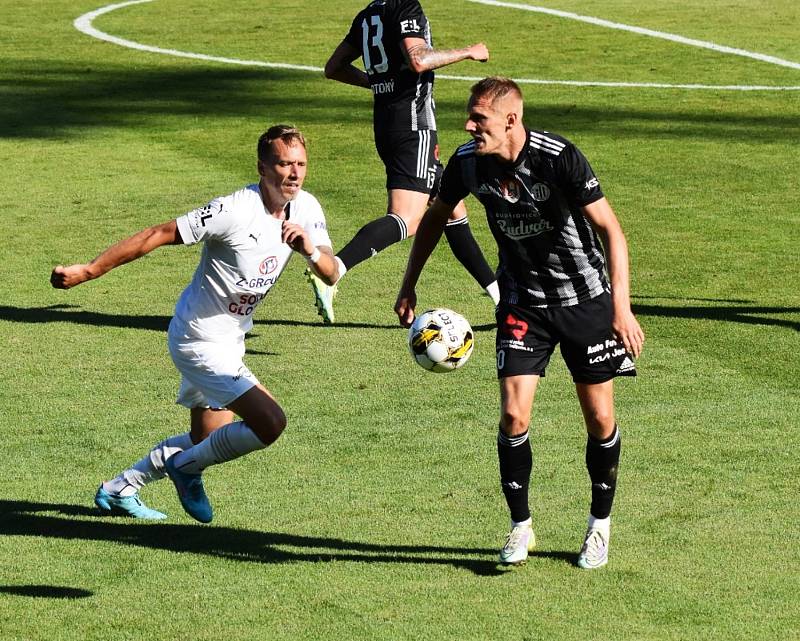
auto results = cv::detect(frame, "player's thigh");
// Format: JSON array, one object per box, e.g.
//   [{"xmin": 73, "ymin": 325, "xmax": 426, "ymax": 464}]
[
  {"xmin": 446, "ymin": 199, "xmax": 468, "ymax": 222},
  {"xmin": 499, "ymin": 374, "xmax": 540, "ymax": 435},
  {"xmin": 377, "ymin": 130, "xmax": 438, "ymax": 206},
  {"xmin": 168, "ymin": 334, "xmax": 259, "ymax": 410},
  {"xmin": 226, "ymin": 384, "xmax": 286, "ymax": 444},
  {"xmin": 558, "ymin": 293, "xmax": 637, "ymax": 384},
  {"xmin": 496, "ymin": 302, "xmax": 556, "ymax": 379},
  {"xmin": 387, "ymin": 188, "xmax": 430, "ymax": 232}
]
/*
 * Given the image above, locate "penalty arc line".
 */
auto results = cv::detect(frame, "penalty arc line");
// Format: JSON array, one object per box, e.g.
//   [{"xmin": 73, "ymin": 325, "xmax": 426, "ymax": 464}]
[{"xmin": 74, "ymin": 0, "xmax": 800, "ymax": 91}]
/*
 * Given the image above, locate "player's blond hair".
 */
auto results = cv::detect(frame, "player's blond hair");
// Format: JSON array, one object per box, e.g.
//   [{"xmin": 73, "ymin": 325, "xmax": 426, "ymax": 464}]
[{"xmin": 258, "ymin": 125, "xmax": 306, "ymax": 160}]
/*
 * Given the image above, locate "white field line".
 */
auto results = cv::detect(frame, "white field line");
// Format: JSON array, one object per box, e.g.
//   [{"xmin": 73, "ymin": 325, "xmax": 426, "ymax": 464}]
[
  {"xmin": 74, "ymin": 0, "xmax": 800, "ymax": 91},
  {"xmin": 468, "ymin": 0, "xmax": 800, "ymax": 71}
]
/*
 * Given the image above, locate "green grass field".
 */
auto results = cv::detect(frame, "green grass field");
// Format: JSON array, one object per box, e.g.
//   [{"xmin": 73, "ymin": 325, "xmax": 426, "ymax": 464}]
[{"xmin": 1, "ymin": 1, "xmax": 799, "ymax": 639}]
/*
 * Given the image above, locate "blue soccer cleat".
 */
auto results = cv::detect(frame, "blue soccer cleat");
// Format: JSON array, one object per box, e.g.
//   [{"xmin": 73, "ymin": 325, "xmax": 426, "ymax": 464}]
[
  {"xmin": 94, "ymin": 486, "xmax": 167, "ymax": 520},
  {"xmin": 164, "ymin": 456, "xmax": 213, "ymax": 523}
]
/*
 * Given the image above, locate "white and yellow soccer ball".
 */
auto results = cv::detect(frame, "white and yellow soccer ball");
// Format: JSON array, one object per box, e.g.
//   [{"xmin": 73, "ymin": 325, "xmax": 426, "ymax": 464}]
[{"xmin": 408, "ymin": 308, "xmax": 474, "ymax": 372}]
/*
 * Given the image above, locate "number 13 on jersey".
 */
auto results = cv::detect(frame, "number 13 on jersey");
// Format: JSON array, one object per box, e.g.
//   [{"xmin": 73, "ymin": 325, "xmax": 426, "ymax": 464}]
[{"xmin": 362, "ymin": 15, "xmax": 388, "ymax": 74}]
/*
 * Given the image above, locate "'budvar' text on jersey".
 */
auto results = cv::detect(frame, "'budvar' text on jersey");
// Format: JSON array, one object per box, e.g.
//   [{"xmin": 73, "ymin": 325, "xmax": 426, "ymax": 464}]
[
  {"xmin": 345, "ymin": 0, "xmax": 436, "ymax": 132},
  {"xmin": 173, "ymin": 186, "xmax": 332, "ymax": 340},
  {"xmin": 439, "ymin": 129, "xmax": 608, "ymax": 307}
]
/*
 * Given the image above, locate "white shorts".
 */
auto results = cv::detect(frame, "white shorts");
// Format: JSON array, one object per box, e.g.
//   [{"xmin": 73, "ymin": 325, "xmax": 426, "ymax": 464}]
[{"xmin": 167, "ymin": 321, "xmax": 259, "ymax": 409}]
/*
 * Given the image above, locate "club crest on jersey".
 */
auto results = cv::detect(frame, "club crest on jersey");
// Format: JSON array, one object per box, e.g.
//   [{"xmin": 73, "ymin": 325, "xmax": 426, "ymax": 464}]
[
  {"xmin": 259, "ymin": 256, "xmax": 278, "ymax": 275},
  {"xmin": 531, "ymin": 183, "xmax": 551, "ymax": 202},
  {"xmin": 500, "ymin": 178, "xmax": 520, "ymax": 203}
]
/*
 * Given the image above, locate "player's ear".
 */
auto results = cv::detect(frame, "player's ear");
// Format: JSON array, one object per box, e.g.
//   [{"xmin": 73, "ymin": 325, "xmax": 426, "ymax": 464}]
[
  {"xmin": 506, "ymin": 111, "xmax": 517, "ymax": 129},
  {"xmin": 257, "ymin": 160, "xmax": 266, "ymax": 177}
]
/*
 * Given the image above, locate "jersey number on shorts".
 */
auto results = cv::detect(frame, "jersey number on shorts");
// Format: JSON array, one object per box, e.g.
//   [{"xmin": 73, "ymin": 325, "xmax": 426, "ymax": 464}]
[{"xmin": 361, "ymin": 16, "xmax": 389, "ymax": 74}]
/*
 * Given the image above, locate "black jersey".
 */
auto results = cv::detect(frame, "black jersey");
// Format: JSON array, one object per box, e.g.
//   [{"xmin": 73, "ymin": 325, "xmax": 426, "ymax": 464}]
[
  {"xmin": 344, "ymin": 0, "xmax": 436, "ymax": 133},
  {"xmin": 439, "ymin": 129, "xmax": 608, "ymax": 308}
]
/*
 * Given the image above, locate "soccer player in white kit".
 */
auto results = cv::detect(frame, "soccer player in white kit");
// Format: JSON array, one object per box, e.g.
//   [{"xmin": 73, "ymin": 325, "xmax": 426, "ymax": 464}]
[{"xmin": 50, "ymin": 125, "xmax": 339, "ymax": 523}]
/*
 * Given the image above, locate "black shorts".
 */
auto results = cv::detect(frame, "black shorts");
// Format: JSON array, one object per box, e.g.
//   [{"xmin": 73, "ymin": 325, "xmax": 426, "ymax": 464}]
[
  {"xmin": 495, "ymin": 293, "xmax": 637, "ymax": 384},
  {"xmin": 374, "ymin": 129, "xmax": 442, "ymax": 194}
]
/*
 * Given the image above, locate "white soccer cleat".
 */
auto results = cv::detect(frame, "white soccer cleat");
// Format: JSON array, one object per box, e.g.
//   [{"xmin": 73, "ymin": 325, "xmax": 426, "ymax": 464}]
[
  {"xmin": 499, "ymin": 522, "xmax": 535, "ymax": 565},
  {"xmin": 305, "ymin": 268, "xmax": 336, "ymax": 324},
  {"xmin": 577, "ymin": 527, "xmax": 609, "ymax": 569}
]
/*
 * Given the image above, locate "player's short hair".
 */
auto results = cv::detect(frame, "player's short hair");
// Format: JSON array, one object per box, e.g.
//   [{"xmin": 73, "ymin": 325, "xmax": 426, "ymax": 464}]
[
  {"xmin": 470, "ymin": 77, "xmax": 523, "ymax": 105},
  {"xmin": 257, "ymin": 125, "xmax": 306, "ymax": 160}
]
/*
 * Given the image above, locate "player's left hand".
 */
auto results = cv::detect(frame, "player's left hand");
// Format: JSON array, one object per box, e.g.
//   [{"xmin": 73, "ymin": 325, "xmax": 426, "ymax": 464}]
[
  {"xmin": 613, "ymin": 309, "xmax": 644, "ymax": 358},
  {"xmin": 281, "ymin": 221, "xmax": 314, "ymax": 256},
  {"xmin": 394, "ymin": 289, "xmax": 418, "ymax": 328}
]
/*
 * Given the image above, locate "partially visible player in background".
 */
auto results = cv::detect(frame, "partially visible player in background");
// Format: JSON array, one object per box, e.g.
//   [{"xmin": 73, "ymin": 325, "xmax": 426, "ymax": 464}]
[
  {"xmin": 396, "ymin": 78, "xmax": 644, "ymax": 569},
  {"xmin": 51, "ymin": 125, "xmax": 338, "ymax": 523},
  {"xmin": 307, "ymin": 0, "xmax": 499, "ymax": 323}
]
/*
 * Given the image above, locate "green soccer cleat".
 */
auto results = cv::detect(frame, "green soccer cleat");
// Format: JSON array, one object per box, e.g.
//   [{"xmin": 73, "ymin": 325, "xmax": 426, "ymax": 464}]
[
  {"xmin": 577, "ymin": 527, "xmax": 609, "ymax": 569},
  {"xmin": 305, "ymin": 267, "xmax": 337, "ymax": 324},
  {"xmin": 499, "ymin": 522, "xmax": 536, "ymax": 565},
  {"xmin": 94, "ymin": 486, "xmax": 167, "ymax": 520}
]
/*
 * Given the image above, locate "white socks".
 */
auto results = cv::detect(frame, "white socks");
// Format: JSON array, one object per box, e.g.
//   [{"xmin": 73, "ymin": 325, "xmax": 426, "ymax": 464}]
[
  {"xmin": 169, "ymin": 421, "xmax": 266, "ymax": 475},
  {"xmin": 103, "ymin": 432, "xmax": 194, "ymax": 497},
  {"xmin": 588, "ymin": 514, "xmax": 611, "ymax": 537}
]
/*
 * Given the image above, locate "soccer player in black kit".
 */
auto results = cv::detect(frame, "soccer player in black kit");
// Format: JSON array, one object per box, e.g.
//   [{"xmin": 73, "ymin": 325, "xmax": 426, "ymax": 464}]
[
  {"xmin": 396, "ymin": 77, "xmax": 645, "ymax": 569},
  {"xmin": 307, "ymin": 0, "xmax": 498, "ymax": 323}
]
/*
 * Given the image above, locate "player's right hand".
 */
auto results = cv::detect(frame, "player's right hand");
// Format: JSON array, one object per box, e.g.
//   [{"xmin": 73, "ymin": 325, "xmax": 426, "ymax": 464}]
[
  {"xmin": 470, "ymin": 43, "xmax": 489, "ymax": 62},
  {"xmin": 50, "ymin": 264, "xmax": 90, "ymax": 289},
  {"xmin": 394, "ymin": 290, "xmax": 417, "ymax": 328}
]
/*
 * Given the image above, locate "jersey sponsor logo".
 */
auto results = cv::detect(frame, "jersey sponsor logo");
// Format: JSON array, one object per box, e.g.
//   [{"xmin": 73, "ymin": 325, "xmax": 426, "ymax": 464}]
[
  {"xmin": 531, "ymin": 183, "xmax": 551, "ymax": 202},
  {"xmin": 235, "ymin": 275, "xmax": 278, "ymax": 289},
  {"xmin": 585, "ymin": 177, "xmax": 599, "ymax": 190},
  {"xmin": 496, "ymin": 216, "xmax": 553, "ymax": 240},
  {"xmin": 504, "ymin": 313, "xmax": 528, "ymax": 341},
  {"xmin": 400, "ymin": 18, "xmax": 420, "ymax": 33},
  {"xmin": 258, "ymin": 256, "xmax": 278, "ymax": 275},
  {"xmin": 500, "ymin": 178, "xmax": 520, "ymax": 203},
  {"xmin": 228, "ymin": 292, "xmax": 267, "ymax": 317},
  {"xmin": 371, "ymin": 79, "xmax": 395, "ymax": 95}
]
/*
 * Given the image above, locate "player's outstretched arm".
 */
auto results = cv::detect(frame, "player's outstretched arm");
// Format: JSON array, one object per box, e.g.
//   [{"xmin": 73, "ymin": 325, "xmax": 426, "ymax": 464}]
[
  {"xmin": 402, "ymin": 37, "xmax": 488, "ymax": 74},
  {"xmin": 582, "ymin": 198, "xmax": 645, "ymax": 358},
  {"xmin": 50, "ymin": 220, "xmax": 182, "ymax": 289},
  {"xmin": 395, "ymin": 197, "xmax": 453, "ymax": 327},
  {"xmin": 324, "ymin": 41, "xmax": 370, "ymax": 89}
]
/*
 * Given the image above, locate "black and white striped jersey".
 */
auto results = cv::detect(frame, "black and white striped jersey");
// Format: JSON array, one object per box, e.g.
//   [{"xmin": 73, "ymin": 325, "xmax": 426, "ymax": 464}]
[
  {"xmin": 438, "ymin": 129, "xmax": 609, "ymax": 308},
  {"xmin": 344, "ymin": 0, "xmax": 436, "ymax": 133}
]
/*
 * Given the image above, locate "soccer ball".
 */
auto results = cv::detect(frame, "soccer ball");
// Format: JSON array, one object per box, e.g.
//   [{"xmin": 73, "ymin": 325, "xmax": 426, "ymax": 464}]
[{"xmin": 408, "ymin": 308, "xmax": 474, "ymax": 372}]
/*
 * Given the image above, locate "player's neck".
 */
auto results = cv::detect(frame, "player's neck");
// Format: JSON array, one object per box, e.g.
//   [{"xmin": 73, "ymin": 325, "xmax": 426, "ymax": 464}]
[
  {"xmin": 258, "ymin": 183, "xmax": 288, "ymax": 219},
  {"xmin": 498, "ymin": 128, "xmax": 527, "ymax": 164}
]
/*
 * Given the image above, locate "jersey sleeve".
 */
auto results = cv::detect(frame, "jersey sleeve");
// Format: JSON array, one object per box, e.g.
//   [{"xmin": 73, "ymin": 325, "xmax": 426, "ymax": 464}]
[
  {"xmin": 175, "ymin": 197, "xmax": 233, "ymax": 245},
  {"xmin": 555, "ymin": 144, "xmax": 604, "ymax": 207},
  {"xmin": 343, "ymin": 10, "xmax": 364, "ymax": 50},
  {"xmin": 395, "ymin": 0, "xmax": 428, "ymax": 38},
  {"xmin": 437, "ymin": 152, "xmax": 470, "ymax": 207},
  {"xmin": 302, "ymin": 195, "xmax": 333, "ymax": 249}
]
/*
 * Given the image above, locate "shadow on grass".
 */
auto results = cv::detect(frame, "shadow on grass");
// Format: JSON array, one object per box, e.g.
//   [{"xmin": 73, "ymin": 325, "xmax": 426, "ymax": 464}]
[
  {"xmin": 0, "ymin": 499, "xmax": 526, "ymax": 577},
  {"xmin": 3, "ymin": 61, "xmax": 798, "ymax": 143},
  {"xmin": 0, "ymin": 304, "xmax": 398, "ymax": 331},
  {"xmin": 1, "ymin": 301, "xmax": 797, "ymax": 333},
  {"xmin": 0, "ymin": 585, "xmax": 93, "ymax": 599}
]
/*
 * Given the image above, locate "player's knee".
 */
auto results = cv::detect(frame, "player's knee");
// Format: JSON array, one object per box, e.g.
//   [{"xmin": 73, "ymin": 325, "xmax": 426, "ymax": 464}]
[
  {"xmin": 248, "ymin": 404, "xmax": 287, "ymax": 445},
  {"xmin": 583, "ymin": 408, "xmax": 615, "ymax": 436},
  {"xmin": 500, "ymin": 410, "xmax": 529, "ymax": 436}
]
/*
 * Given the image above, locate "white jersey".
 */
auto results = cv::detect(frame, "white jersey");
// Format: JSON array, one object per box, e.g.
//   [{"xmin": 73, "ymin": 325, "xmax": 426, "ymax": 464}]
[{"xmin": 172, "ymin": 184, "xmax": 332, "ymax": 342}]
